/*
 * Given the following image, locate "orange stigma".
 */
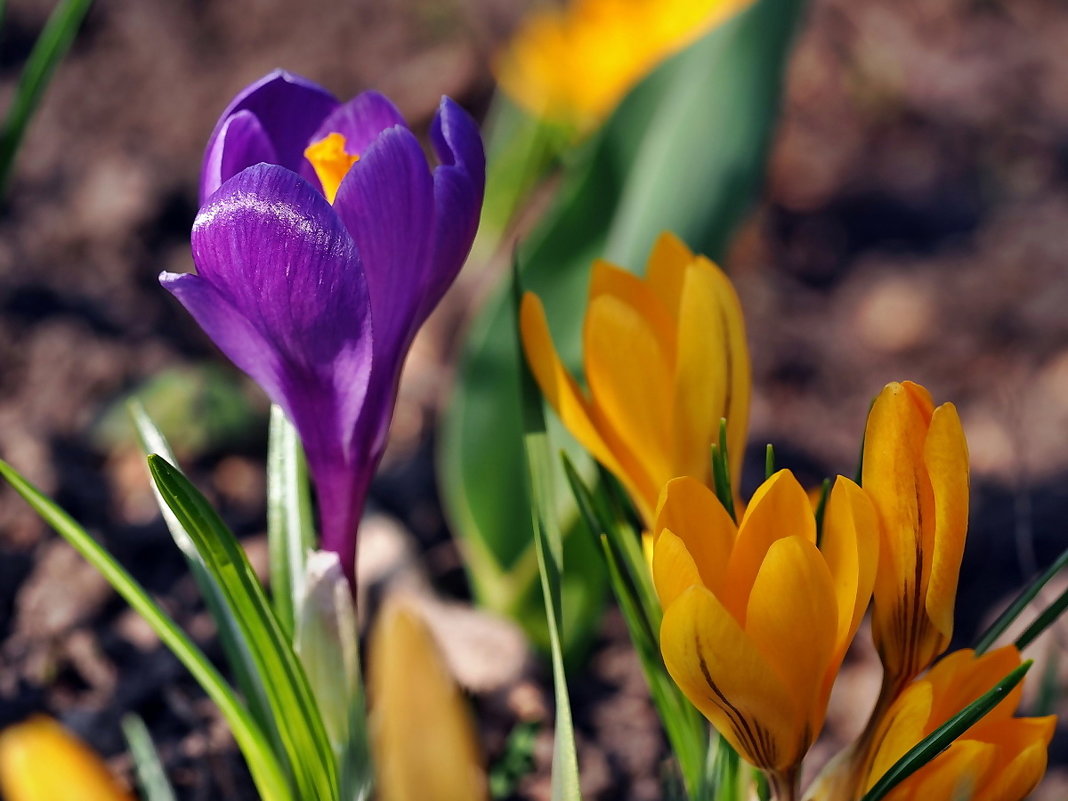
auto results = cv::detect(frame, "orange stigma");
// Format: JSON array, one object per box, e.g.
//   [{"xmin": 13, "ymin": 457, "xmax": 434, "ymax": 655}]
[{"xmin": 304, "ymin": 132, "xmax": 360, "ymax": 203}]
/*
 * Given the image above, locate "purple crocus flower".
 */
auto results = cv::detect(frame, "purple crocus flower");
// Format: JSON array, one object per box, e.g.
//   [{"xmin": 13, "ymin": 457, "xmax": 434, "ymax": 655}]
[{"xmin": 161, "ymin": 71, "xmax": 485, "ymax": 582}]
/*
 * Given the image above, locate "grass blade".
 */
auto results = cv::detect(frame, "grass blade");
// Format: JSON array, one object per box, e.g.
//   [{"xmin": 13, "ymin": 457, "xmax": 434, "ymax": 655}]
[
  {"xmin": 129, "ymin": 402, "xmax": 281, "ymax": 748},
  {"xmin": 516, "ymin": 268, "xmax": 582, "ymax": 801},
  {"xmin": 975, "ymin": 544, "xmax": 1068, "ymax": 653},
  {"xmin": 147, "ymin": 455, "xmax": 339, "ymax": 801},
  {"xmin": 267, "ymin": 404, "xmax": 316, "ymax": 636},
  {"xmin": 121, "ymin": 715, "xmax": 178, "ymax": 801},
  {"xmin": 0, "ymin": 0, "xmax": 92, "ymax": 191},
  {"xmin": 0, "ymin": 459, "xmax": 293, "ymax": 801},
  {"xmin": 859, "ymin": 661, "xmax": 1032, "ymax": 801}
]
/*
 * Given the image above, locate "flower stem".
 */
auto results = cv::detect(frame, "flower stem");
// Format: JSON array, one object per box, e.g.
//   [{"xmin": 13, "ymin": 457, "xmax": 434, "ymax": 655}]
[{"xmin": 769, "ymin": 766, "xmax": 800, "ymax": 801}]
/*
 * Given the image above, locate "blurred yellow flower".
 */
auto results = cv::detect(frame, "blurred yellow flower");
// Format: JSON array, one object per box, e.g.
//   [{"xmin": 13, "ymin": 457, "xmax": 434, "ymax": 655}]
[
  {"xmin": 0, "ymin": 716, "xmax": 134, "ymax": 801},
  {"xmin": 369, "ymin": 598, "xmax": 487, "ymax": 801},
  {"xmin": 520, "ymin": 231, "xmax": 749, "ymax": 527},
  {"xmin": 652, "ymin": 471, "xmax": 877, "ymax": 788},
  {"xmin": 497, "ymin": 0, "xmax": 754, "ymax": 132},
  {"xmin": 863, "ymin": 647, "xmax": 1055, "ymax": 801},
  {"xmin": 862, "ymin": 381, "xmax": 969, "ymax": 693}
]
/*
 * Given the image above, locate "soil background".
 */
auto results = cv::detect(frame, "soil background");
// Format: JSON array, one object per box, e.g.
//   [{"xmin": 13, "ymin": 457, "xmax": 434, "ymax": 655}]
[{"xmin": 1, "ymin": 0, "xmax": 1068, "ymax": 799}]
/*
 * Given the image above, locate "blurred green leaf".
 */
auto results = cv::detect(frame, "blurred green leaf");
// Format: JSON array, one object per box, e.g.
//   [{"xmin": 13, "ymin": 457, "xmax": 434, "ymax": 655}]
[
  {"xmin": 121, "ymin": 715, "xmax": 178, "ymax": 801},
  {"xmin": 441, "ymin": 0, "xmax": 804, "ymax": 654},
  {"xmin": 94, "ymin": 365, "xmax": 259, "ymax": 458},
  {"xmin": 148, "ymin": 455, "xmax": 339, "ymax": 801},
  {"xmin": 0, "ymin": 459, "xmax": 293, "ymax": 801},
  {"xmin": 0, "ymin": 0, "xmax": 93, "ymax": 192},
  {"xmin": 975, "ymin": 543, "xmax": 1068, "ymax": 654}
]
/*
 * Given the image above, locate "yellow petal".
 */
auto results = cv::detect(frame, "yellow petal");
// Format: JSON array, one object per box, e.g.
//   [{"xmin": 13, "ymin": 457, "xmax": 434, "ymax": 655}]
[
  {"xmin": 697, "ymin": 254, "xmax": 751, "ymax": 491},
  {"xmin": 671, "ymin": 259, "xmax": 730, "ymax": 482},
  {"xmin": 660, "ymin": 585, "xmax": 799, "ymax": 771},
  {"xmin": 819, "ymin": 477, "xmax": 878, "ymax": 657},
  {"xmin": 904, "ymin": 739, "xmax": 995, "ymax": 801},
  {"xmin": 584, "ymin": 292, "xmax": 675, "ymax": 508},
  {"xmin": 369, "ymin": 599, "xmax": 487, "ymax": 801},
  {"xmin": 744, "ymin": 536, "xmax": 837, "ymax": 747},
  {"xmin": 645, "ymin": 231, "xmax": 694, "ymax": 317},
  {"xmin": 925, "ymin": 647, "xmax": 1023, "ymax": 733},
  {"xmin": 0, "ymin": 716, "xmax": 134, "ymax": 801},
  {"xmin": 972, "ymin": 717, "xmax": 1056, "ymax": 801},
  {"xmin": 519, "ymin": 292, "xmax": 652, "ymax": 514},
  {"xmin": 724, "ymin": 470, "xmax": 815, "ymax": 621},
  {"xmin": 588, "ymin": 259, "xmax": 677, "ymax": 356},
  {"xmin": 654, "ymin": 476, "xmax": 735, "ymax": 597},
  {"xmin": 652, "ymin": 528, "xmax": 705, "ymax": 608},
  {"xmin": 865, "ymin": 681, "xmax": 935, "ymax": 794},
  {"xmin": 923, "ymin": 402, "xmax": 969, "ymax": 640}
]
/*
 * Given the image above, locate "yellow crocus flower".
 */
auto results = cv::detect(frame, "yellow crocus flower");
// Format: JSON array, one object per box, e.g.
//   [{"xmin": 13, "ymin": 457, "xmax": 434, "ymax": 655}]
[
  {"xmin": 862, "ymin": 381, "xmax": 969, "ymax": 693},
  {"xmin": 862, "ymin": 647, "xmax": 1055, "ymax": 801},
  {"xmin": 0, "ymin": 716, "xmax": 135, "ymax": 801},
  {"xmin": 653, "ymin": 470, "xmax": 877, "ymax": 792},
  {"xmin": 520, "ymin": 231, "xmax": 750, "ymax": 528},
  {"xmin": 497, "ymin": 0, "xmax": 754, "ymax": 133},
  {"xmin": 369, "ymin": 597, "xmax": 487, "ymax": 801}
]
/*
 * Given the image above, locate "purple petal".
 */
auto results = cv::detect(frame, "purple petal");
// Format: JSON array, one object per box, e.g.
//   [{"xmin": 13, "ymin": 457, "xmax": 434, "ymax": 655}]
[
  {"xmin": 200, "ymin": 70, "xmax": 338, "ymax": 203},
  {"xmin": 421, "ymin": 97, "xmax": 486, "ymax": 321},
  {"xmin": 333, "ymin": 126, "xmax": 435, "ymax": 364},
  {"xmin": 172, "ymin": 163, "xmax": 374, "ymax": 577},
  {"xmin": 308, "ymin": 91, "xmax": 408, "ymax": 159},
  {"xmin": 201, "ymin": 111, "xmax": 278, "ymax": 204}
]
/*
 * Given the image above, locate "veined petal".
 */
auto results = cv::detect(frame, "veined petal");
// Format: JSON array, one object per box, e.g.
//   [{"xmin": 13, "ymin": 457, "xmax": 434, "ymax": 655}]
[
  {"xmin": 200, "ymin": 70, "xmax": 338, "ymax": 202},
  {"xmin": 309, "ymin": 91, "xmax": 407, "ymax": 159},
  {"xmin": 519, "ymin": 294, "xmax": 652, "ymax": 511},
  {"xmin": 923, "ymin": 402, "xmax": 969, "ymax": 640},
  {"xmin": 0, "ymin": 716, "xmax": 134, "ymax": 801},
  {"xmin": 661, "ymin": 585, "xmax": 800, "ymax": 771},
  {"xmin": 745, "ymin": 536, "xmax": 838, "ymax": 742},
  {"xmin": 652, "ymin": 528, "xmax": 705, "ymax": 608},
  {"xmin": 724, "ymin": 470, "xmax": 815, "ymax": 621},
  {"xmin": 201, "ymin": 110, "xmax": 278, "ymax": 206},
  {"xmin": 819, "ymin": 477, "xmax": 878, "ymax": 657},
  {"xmin": 654, "ymin": 476, "xmax": 735, "ymax": 597},
  {"xmin": 863, "ymin": 381, "xmax": 943, "ymax": 682},
  {"xmin": 584, "ymin": 293, "xmax": 675, "ymax": 501},
  {"xmin": 422, "ymin": 97, "xmax": 486, "ymax": 319}
]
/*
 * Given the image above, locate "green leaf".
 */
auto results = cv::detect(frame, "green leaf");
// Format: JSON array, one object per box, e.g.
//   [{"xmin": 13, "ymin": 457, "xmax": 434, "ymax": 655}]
[
  {"xmin": 128, "ymin": 402, "xmax": 281, "ymax": 751},
  {"xmin": 859, "ymin": 661, "xmax": 1033, "ymax": 801},
  {"xmin": 516, "ymin": 269, "xmax": 583, "ymax": 801},
  {"xmin": 975, "ymin": 544, "xmax": 1068, "ymax": 653},
  {"xmin": 147, "ymin": 455, "xmax": 339, "ymax": 801},
  {"xmin": 267, "ymin": 404, "xmax": 316, "ymax": 636},
  {"xmin": 441, "ymin": 0, "xmax": 804, "ymax": 651},
  {"xmin": 121, "ymin": 715, "xmax": 178, "ymax": 801},
  {"xmin": 0, "ymin": 0, "xmax": 93, "ymax": 192},
  {"xmin": 0, "ymin": 459, "xmax": 293, "ymax": 801}
]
